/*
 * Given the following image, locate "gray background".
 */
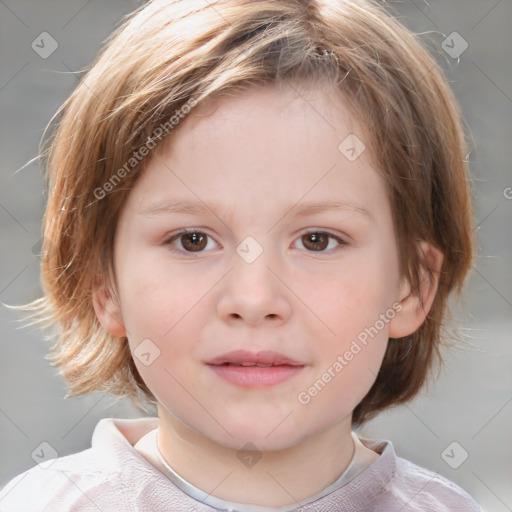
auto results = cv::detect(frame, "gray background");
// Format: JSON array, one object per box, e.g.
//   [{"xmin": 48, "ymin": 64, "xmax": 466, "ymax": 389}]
[{"xmin": 1, "ymin": 1, "xmax": 511, "ymax": 510}]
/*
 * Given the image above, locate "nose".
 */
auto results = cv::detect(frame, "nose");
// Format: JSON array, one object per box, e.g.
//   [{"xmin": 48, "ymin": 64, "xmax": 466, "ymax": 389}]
[{"xmin": 216, "ymin": 250, "xmax": 292, "ymax": 327}]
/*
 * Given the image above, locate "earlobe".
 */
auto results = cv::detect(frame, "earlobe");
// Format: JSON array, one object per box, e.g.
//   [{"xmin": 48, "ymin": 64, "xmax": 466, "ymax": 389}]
[
  {"xmin": 91, "ymin": 281, "xmax": 127, "ymax": 338},
  {"xmin": 388, "ymin": 242, "xmax": 444, "ymax": 339}
]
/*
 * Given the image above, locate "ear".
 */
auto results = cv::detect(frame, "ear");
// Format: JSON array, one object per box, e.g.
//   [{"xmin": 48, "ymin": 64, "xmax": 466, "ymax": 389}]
[
  {"xmin": 388, "ymin": 241, "xmax": 444, "ymax": 339},
  {"xmin": 91, "ymin": 279, "xmax": 127, "ymax": 338}
]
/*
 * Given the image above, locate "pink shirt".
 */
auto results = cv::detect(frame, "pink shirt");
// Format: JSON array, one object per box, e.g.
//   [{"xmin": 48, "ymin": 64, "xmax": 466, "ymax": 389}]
[{"xmin": 0, "ymin": 417, "xmax": 482, "ymax": 511}]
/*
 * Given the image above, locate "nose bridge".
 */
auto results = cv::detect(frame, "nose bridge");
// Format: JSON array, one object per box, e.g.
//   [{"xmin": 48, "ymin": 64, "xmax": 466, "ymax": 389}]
[
  {"xmin": 217, "ymin": 236, "xmax": 291, "ymax": 324},
  {"xmin": 231, "ymin": 235, "xmax": 278, "ymax": 293}
]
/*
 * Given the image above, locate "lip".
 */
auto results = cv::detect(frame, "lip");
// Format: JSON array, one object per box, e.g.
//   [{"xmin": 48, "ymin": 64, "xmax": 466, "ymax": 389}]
[
  {"xmin": 207, "ymin": 350, "xmax": 304, "ymax": 367},
  {"xmin": 206, "ymin": 350, "xmax": 305, "ymax": 388}
]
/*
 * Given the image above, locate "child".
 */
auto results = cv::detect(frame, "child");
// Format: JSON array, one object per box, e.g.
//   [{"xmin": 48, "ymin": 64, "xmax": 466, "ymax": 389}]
[{"xmin": 1, "ymin": 0, "xmax": 482, "ymax": 510}]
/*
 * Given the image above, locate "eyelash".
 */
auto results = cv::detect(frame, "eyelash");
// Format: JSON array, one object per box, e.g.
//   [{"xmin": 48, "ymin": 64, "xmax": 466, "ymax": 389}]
[{"xmin": 162, "ymin": 228, "xmax": 348, "ymax": 256}]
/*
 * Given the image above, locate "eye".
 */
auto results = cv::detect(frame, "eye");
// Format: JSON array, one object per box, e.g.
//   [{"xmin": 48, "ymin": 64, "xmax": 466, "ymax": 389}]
[
  {"xmin": 163, "ymin": 229, "xmax": 347, "ymax": 255},
  {"xmin": 163, "ymin": 229, "xmax": 218, "ymax": 253},
  {"xmin": 294, "ymin": 231, "xmax": 347, "ymax": 252}
]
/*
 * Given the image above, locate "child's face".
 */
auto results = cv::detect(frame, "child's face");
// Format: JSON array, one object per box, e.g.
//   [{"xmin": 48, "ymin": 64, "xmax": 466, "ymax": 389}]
[{"xmin": 110, "ymin": 83, "xmax": 409, "ymax": 450}]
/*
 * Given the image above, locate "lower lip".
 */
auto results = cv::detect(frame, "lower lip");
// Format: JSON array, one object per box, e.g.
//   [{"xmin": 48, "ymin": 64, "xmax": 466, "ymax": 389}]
[{"xmin": 207, "ymin": 364, "xmax": 304, "ymax": 387}]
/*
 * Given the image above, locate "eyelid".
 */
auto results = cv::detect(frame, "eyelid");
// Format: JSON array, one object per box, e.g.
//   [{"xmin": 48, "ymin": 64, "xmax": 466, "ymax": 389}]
[{"xmin": 296, "ymin": 228, "xmax": 348, "ymax": 242}]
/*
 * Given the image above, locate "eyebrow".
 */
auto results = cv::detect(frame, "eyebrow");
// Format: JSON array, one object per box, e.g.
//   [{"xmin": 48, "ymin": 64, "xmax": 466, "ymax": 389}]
[{"xmin": 139, "ymin": 199, "xmax": 374, "ymax": 223}]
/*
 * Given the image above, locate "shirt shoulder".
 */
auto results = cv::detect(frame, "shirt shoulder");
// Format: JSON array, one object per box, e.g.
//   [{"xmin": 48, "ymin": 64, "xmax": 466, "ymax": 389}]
[
  {"xmin": 0, "ymin": 417, "xmax": 217, "ymax": 512},
  {"xmin": 346, "ymin": 437, "xmax": 482, "ymax": 512},
  {"xmin": 0, "ymin": 447, "xmax": 128, "ymax": 512},
  {"xmin": 387, "ymin": 454, "xmax": 482, "ymax": 512}
]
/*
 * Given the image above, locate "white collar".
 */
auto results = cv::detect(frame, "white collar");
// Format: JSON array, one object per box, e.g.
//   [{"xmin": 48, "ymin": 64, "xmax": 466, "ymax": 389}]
[{"xmin": 134, "ymin": 428, "xmax": 378, "ymax": 512}]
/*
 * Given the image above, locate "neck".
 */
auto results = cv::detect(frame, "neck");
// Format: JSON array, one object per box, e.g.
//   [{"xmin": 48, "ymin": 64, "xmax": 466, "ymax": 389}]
[{"xmin": 156, "ymin": 405, "xmax": 355, "ymax": 508}]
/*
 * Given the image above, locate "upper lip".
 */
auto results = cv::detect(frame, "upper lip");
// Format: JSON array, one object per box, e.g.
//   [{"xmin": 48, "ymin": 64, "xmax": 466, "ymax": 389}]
[{"xmin": 206, "ymin": 350, "xmax": 305, "ymax": 367}]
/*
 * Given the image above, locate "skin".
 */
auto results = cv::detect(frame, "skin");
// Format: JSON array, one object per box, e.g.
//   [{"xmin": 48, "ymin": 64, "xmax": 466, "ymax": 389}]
[{"xmin": 93, "ymin": 81, "xmax": 443, "ymax": 507}]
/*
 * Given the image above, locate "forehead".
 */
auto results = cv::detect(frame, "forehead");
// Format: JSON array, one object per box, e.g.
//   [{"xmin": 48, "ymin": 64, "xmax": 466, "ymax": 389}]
[
  {"xmin": 174, "ymin": 81, "xmax": 362, "ymax": 147},
  {"xmin": 127, "ymin": 82, "xmax": 389, "ymax": 224}
]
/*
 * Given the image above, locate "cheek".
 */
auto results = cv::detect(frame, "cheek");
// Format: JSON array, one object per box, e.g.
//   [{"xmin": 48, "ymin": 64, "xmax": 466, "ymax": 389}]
[
  {"xmin": 292, "ymin": 251, "xmax": 396, "ymax": 398},
  {"xmin": 296, "ymin": 299, "xmax": 391, "ymax": 423},
  {"xmin": 119, "ymin": 262, "xmax": 220, "ymax": 379},
  {"xmin": 124, "ymin": 284, "xmax": 209, "ymax": 414},
  {"xmin": 294, "ymin": 255, "xmax": 397, "ymax": 341},
  {"xmin": 118, "ymin": 257, "xmax": 212, "ymax": 339},
  {"xmin": 296, "ymin": 340, "xmax": 387, "ymax": 427}
]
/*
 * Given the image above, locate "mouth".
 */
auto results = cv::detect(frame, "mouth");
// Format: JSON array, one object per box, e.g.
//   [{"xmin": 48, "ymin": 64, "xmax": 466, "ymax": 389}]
[
  {"xmin": 207, "ymin": 349, "xmax": 304, "ymax": 366},
  {"xmin": 206, "ymin": 350, "xmax": 305, "ymax": 388}
]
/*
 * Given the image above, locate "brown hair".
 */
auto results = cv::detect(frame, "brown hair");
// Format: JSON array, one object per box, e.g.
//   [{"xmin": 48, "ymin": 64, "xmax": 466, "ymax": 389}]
[{"xmin": 20, "ymin": 0, "xmax": 475, "ymax": 425}]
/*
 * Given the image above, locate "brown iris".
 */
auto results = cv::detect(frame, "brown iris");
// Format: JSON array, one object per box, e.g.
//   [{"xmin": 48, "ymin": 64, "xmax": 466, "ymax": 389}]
[
  {"xmin": 180, "ymin": 232, "xmax": 207, "ymax": 252},
  {"xmin": 301, "ymin": 232, "xmax": 329, "ymax": 251}
]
